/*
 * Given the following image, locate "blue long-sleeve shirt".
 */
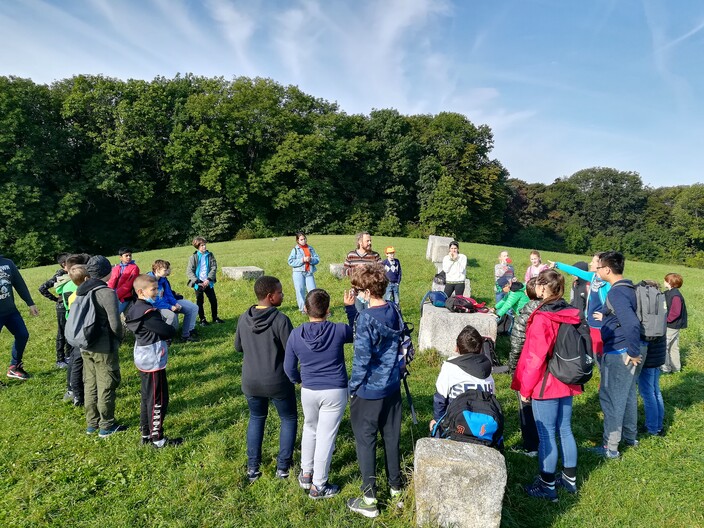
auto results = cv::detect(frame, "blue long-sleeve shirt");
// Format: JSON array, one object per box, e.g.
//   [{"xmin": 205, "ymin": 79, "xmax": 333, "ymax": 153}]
[
  {"xmin": 556, "ymin": 262, "xmax": 610, "ymax": 328},
  {"xmin": 601, "ymin": 279, "xmax": 642, "ymax": 358}
]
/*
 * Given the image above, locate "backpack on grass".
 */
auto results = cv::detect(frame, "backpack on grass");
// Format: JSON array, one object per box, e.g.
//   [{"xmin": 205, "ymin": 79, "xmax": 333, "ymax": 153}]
[
  {"xmin": 540, "ymin": 317, "xmax": 594, "ymax": 395},
  {"xmin": 64, "ymin": 285, "xmax": 108, "ymax": 349},
  {"xmin": 431, "ymin": 389, "xmax": 504, "ymax": 450}
]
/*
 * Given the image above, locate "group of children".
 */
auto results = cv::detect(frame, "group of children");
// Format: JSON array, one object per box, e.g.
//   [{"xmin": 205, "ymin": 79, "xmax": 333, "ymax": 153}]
[
  {"xmin": 14, "ymin": 239, "xmax": 689, "ymax": 514},
  {"xmin": 33, "ymin": 238, "xmax": 223, "ymax": 444}
]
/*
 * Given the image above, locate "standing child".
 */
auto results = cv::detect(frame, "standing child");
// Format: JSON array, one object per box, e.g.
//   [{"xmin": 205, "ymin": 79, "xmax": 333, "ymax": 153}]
[
  {"xmin": 382, "ymin": 246, "xmax": 402, "ymax": 305},
  {"xmin": 508, "ymin": 278, "xmax": 541, "ymax": 456},
  {"xmin": 125, "ymin": 275, "xmax": 182, "ymax": 448},
  {"xmin": 73, "ymin": 256, "xmax": 126, "ymax": 437},
  {"xmin": 38, "ymin": 253, "xmax": 71, "ymax": 368},
  {"xmin": 107, "ymin": 247, "xmax": 140, "ymax": 313},
  {"xmin": 346, "ymin": 264, "xmax": 404, "ymax": 519},
  {"xmin": 187, "ymin": 236, "xmax": 223, "ymax": 326},
  {"xmin": 512, "ymin": 269, "xmax": 583, "ymax": 500},
  {"xmin": 284, "ymin": 288, "xmax": 356, "ymax": 499},
  {"xmin": 235, "ymin": 276, "xmax": 296, "ymax": 482},
  {"xmin": 662, "ymin": 273, "xmax": 687, "ymax": 374},
  {"xmin": 429, "ymin": 325, "xmax": 495, "ymax": 432}
]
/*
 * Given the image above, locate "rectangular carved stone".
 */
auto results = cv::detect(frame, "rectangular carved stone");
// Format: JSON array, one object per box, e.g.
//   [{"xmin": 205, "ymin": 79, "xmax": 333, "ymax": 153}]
[
  {"xmin": 426, "ymin": 235, "xmax": 455, "ymax": 264},
  {"xmin": 221, "ymin": 266, "xmax": 264, "ymax": 280},
  {"xmin": 414, "ymin": 438, "xmax": 506, "ymax": 528},
  {"xmin": 418, "ymin": 305, "xmax": 497, "ymax": 357}
]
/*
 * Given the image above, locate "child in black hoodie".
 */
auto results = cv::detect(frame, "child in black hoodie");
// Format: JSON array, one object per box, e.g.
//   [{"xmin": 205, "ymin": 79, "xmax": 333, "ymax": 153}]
[
  {"xmin": 125, "ymin": 274, "xmax": 181, "ymax": 448},
  {"xmin": 235, "ymin": 276, "xmax": 295, "ymax": 483},
  {"xmin": 430, "ymin": 325, "xmax": 496, "ymax": 431}
]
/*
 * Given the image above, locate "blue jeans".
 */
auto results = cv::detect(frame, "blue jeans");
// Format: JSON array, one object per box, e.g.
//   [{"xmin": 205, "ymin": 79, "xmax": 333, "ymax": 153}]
[
  {"xmin": 384, "ymin": 283, "xmax": 400, "ymax": 304},
  {"xmin": 292, "ymin": 271, "xmax": 316, "ymax": 312},
  {"xmin": 531, "ymin": 397, "xmax": 577, "ymax": 474},
  {"xmin": 638, "ymin": 367, "xmax": 664, "ymax": 434},
  {"xmin": 246, "ymin": 393, "xmax": 298, "ymax": 471},
  {"xmin": 0, "ymin": 311, "xmax": 30, "ymax": 366}
]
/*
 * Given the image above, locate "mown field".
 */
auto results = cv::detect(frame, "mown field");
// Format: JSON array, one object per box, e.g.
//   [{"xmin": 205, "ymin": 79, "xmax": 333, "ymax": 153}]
[{"xmin": 1, "ymin": 236, "xmax": 702, "ymax": 528}]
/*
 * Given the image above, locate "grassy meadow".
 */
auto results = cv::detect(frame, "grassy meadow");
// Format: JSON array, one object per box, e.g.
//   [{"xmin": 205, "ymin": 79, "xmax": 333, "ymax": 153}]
[{"xmin": 1, "ymin": 235, "xmax": 702, "ymax": 528}]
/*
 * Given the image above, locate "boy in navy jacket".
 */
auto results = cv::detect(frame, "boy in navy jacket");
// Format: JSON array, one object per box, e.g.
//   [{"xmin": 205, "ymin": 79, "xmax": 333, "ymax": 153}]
[{"xmin": 346, "ymin": 264, "xmax": 404, "ymax": 518}]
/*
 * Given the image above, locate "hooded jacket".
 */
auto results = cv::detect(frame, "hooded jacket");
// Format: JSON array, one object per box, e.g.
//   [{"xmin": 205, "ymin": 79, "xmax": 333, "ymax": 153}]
[
  {"xmin": 235, "ymin": 306, "xmax": 294, "ymax": 399},
  {"xmin": 75, "ymin": 278, "xmax": 123, "ymax": 353},
  {"xmin": 555, "ymin": 262, "xmax": 610, "ymax": 328},
  {"xmin": 125, "ymin": 299, "xmax": 176, "ymax": 372},
  {"xmin": 107, "ymin": 260, "xmax": 140, "ymax": 302},
  {"xmin": 348, "ymin": 303, "xmax": 402, "ymax": 399},
  {"xmin": 187, "ymin": 250, "xmax": 217, "ymax": 288},
  {"xmin": 495, "ymin": 285, "xmax": 530, "ymax": 318},
  {"xmin": 0, "ymin": 256, "xmax": 35, "ymax": 317},
  {"xmin": 509, "ymin": 298, "xmax": 541, "ymax": 373},
  {"xmin": 433, "ymin": 353, "xmax": 495, "ymax": 420},
  {"xmin": 146, "ymin": 272, "xmax": 179, "ymax": 310},
  {"xmin": 283, "ymin": 306, "xmax": 356, "ymax": 390},
  {"xmin": 511, "ymin": 299, "xmax": 584, "ymax": 400}
]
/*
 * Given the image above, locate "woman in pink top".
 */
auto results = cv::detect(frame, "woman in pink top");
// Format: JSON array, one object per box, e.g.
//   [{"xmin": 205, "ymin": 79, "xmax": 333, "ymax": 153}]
[{"xmin": 524, "ymin": 250, "xmax": 549, "ymax": 283}]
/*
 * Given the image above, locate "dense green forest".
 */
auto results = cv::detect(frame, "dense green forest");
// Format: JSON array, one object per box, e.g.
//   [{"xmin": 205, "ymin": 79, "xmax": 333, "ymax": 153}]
[{"xmin": 1, "ymin": 74, "xmax": 702, "ymax": 267}]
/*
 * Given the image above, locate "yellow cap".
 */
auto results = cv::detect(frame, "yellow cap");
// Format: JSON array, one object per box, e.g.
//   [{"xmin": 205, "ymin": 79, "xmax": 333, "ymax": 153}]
[{"xmin": 385, "ymin": 246, "xmax": 396, "ymax": 254}]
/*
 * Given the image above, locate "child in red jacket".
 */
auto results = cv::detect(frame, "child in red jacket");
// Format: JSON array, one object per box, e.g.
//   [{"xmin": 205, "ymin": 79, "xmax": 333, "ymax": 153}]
[
  {"xmin": 107, "ymin": 247, "xmax": 140, "ymax": 313},
  {"xmin": 511, "ymin": 269, "xmax": 582, "ymax": 501}
]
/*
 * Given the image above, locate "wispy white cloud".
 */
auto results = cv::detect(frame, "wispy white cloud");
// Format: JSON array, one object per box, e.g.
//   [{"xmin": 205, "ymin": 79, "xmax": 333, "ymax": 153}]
[{"xmin": 204, "ymin": 0, "xmax": 257, "ymax": 76}]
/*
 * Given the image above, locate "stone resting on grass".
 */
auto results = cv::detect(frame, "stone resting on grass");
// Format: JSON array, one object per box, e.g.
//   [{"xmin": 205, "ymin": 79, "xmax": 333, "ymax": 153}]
[
  {"xmin": 329, "ymin": 263, "xmax": 346, "ymax": 279},
  {"xmin": 426, "ymin": 235, "xmax": 455, "ymax": 266},
  {"xmin": 221, "ymin": 266, "xmax": 264, "ymax": 280},
  {"xmin": 418, "ymin": 305, "xmax": 497, "ymax": 356},
  {"xmin": 414, "ymin": 438, "xmax": 506, "ymax": 528}
]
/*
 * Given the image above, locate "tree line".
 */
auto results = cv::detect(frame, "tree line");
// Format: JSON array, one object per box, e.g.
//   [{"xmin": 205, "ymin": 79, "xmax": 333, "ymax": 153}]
[{"xmin": 1, "ymin": 75, "xmax": 702, "ymax": 268}]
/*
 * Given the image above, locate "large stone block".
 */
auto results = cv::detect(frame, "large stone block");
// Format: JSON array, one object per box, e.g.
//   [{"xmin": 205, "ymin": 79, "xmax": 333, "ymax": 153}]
[
  {"xmin": 426, "ymin": 235, "xmax": 454, "ymax": 264},
  {"xmin": 329, "ymin": 263, "xmax": 346, "ymax": 279},
  {"xmin": 418, "ymin": 305, "xmax": 496, "ymax": 356},
  {"xmin": 432, "ymin": 279, "xmax": 472, "ymax": 297},
  {"xmin": 221, "ymin": 266, "xmax": 264, "ymax": 280},
  {"xmin": 414, "ymin": 438, "xmax": 506, "ymax": 528}
]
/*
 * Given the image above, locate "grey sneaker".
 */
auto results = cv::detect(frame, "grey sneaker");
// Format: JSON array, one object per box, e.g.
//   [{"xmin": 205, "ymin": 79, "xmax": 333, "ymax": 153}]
[
  {"xmin": 298, "ymin": 471, "xmax": 312, "ymax": 490},
  {"xmin": 588, "ymin": 445, "xmax": 620, "ymax": 459},
  {"xmin": 309, "ymin": 482, "xmax": 340, "ymax": 500},
  {"xmin": 347, "ymin": 497, "xmax": 379, "ymax": 518},
  {"xmin": 275, "ymin": 468, "xmax": 290, "ymax": 479}
]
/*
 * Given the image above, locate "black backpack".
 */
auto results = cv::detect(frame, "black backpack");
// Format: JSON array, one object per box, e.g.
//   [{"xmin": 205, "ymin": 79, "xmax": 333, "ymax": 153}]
[
  {"xmin": 445, "ymin": 296, "xmax": 476, "ymax": 313},
  {"xmin": 390, "ymin": 304, "xmax": 415, "ymax": 378},
  {"xmin": 482, "ymin": 337, "xmax": 509, "ymax": 374},
  {"xmin": 540, "ymin": 318, "xmax": 594, "ymax": 395},
  {"xmin": 431, "ymin": 389, "xmax": 504, "ymax": 450}
]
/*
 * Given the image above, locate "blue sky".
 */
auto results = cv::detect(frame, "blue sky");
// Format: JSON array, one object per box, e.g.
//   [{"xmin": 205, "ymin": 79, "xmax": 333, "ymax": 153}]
[{"xmin": 1, "ymin": 0, "xmax": 703, "ymax": 188}]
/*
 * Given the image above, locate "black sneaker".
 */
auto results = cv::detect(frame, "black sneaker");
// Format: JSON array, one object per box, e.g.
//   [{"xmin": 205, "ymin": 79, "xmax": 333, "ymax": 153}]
[
  {"xmin": 141, "ymin": 436, "xmax": 151, "ymax": 446},
  {"xmin": 247, "ymin": 468, "xmax": 262, "ymax": 483},
  {"xmin": 180, "ymin": 334, "xmax": 199, "ymax": 343},
  {"xmin": 275, "ymin": 468, "xmax": 290, "ymax": 479},
  {"xmin": 213, "ymin": 318, "xmax": 225, "ymax": 324},
  {"xmin": 55, "ymin": 360, "xmax": 69, "ymax": 369},
  {"xmin": 63, "ymin": 390, "xmax": 75, "ymax": 402},
  {"xmin": 188, "ymin": 329, "xmax": 199, "ymax": 338},
  {"xmin": 152, "ymin": 437, "xmax": 183, "ymax": 448},
  {"xmin": 309, "ymin": 482, "xmax": 340, "ymax": 500},
  {"xmin": 199, "ymin": 319, "xmax": 209, "ymax": 326}
]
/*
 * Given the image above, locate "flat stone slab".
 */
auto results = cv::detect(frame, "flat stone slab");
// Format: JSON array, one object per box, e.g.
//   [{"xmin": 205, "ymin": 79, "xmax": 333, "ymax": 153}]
[
  {"xmin": 329, "ymin": 263, "xmax": 346, "ymax": 279},
  {"xmin": 418, "ymin": 304, "xmax": 496, "ymax": 356},
  {"xmin": 221, "ymin": 266, "xmax": 264, "ymax": 280},
  {"xmin": 415, "ymin": 437, "xmax": 506, "ymax": 528},
  {"xmin": 426, "ymin": 235, "xmax": 454, "ymax": 264}
]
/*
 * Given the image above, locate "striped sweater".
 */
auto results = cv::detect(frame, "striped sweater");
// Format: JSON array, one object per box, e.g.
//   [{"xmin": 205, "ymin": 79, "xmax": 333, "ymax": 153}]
[{"xmin": 343, "ymin": 250, "xmax": 381, "ymax": 275}]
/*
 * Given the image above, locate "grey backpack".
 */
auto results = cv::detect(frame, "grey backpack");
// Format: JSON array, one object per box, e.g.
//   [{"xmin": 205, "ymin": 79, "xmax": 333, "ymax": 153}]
[
  {"xmin": 65, "ymin": 285, "xmax": 107, "ymax": 349},
  {"xmin": 606, "ymin": 282, "xmax": 667, "ymax": 341}
]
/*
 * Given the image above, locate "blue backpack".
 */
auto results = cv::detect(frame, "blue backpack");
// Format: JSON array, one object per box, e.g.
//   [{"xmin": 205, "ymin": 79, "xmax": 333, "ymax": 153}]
[
  {"xmin": 431, "ymin": 389, "xmax": 504, "ymax": 451},
  {"xmin": 420, "ymin": 291, "xmax": 448, "ymax": 316}
]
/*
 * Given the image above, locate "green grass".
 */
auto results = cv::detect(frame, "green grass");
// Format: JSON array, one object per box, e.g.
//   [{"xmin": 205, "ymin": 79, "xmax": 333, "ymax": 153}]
[{"xmin": 1, "ymin": 236, "xmax": 702, "ymax": 528}]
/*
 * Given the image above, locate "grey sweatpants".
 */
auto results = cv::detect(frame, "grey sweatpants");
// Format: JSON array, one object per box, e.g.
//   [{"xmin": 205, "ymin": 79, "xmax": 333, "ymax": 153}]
[
  {"xmin": 599, "ymin": 346, "xmax": 646, "ymax": 451},
  {"xmin": 300, "ymin": 387, "xmax": 347, "ymax": 488}
]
